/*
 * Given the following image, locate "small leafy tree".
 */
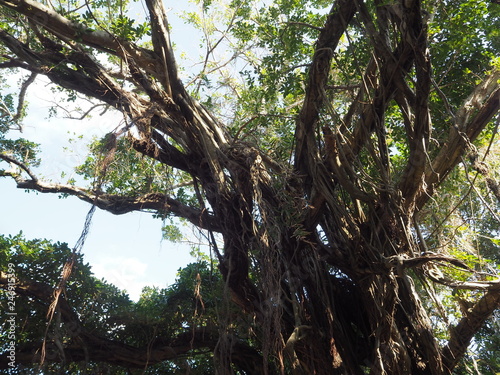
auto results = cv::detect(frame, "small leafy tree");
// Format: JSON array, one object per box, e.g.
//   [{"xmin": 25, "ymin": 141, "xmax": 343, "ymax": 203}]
[{"xmin": 1, "ymin": 0, "xmax": 500, "ymax": 373}]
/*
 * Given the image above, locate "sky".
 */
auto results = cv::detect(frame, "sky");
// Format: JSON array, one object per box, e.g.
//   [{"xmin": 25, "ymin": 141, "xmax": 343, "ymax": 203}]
[{"xmin": 0, "ymin": 1, "xmax": 211, "ymax": 301}]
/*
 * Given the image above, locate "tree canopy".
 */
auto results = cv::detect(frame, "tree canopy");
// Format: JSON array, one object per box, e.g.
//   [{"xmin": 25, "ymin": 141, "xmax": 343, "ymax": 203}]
[{"xmin": 1, "ymin": 0, "xmax": 500, "ymax": 373}]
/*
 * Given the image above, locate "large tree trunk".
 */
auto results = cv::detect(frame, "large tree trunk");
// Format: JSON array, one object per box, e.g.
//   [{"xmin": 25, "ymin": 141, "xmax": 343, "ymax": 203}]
[{"xmin": 1, "ymin": 0, "xmax": 499, "ymax": 373}]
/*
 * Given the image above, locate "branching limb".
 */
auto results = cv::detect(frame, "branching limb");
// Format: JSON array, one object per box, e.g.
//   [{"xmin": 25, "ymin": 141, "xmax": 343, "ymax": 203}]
[
  {"xmin": 0, "ymin": 27, "xmax": 143, "ymax": 112},
  {"xmin": 417, "ymin": 69, "xmax": 500, "ymax": 210},
  {"xmin": 0, "ymin": 152, "xmax": 38, "ymax": 181},
  {"xmin": 0, "ymin": 156, "xmax": 221, "ymax": 231},
  {"xmin": 0, "ymin": 0, "xmax": 230, "ymax": 188},
  {"xmin": 442, "ymin": 288, "xmax": 500, "ymax": 374},
  {"xmin": 50, "ymin": 97, "xmax": 110, "ymax": 120},
  {"xmin": 189, "ymin": 3, "xmax": 240, "ymax": 95},
  {"xmin": 0, "ymin": 0, "xmax": 160, "ymax": 76}
]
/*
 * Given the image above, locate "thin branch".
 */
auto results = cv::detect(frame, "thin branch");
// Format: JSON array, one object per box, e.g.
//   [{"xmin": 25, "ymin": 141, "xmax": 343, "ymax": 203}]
[
  {"xmin": 465, "ymin": 155, "xmax": 500, "ymax": 223},
  {"xmin": 12, "ymin": 71, "xmax": 37, "ymax": 127},
  {"xmin": 431, "ymin": 77, "xmax": 456, "ymax": 121},
  {"xmin": 0, "ymin": 153, "xmax": 38, "ymax": 181},
  {"xmin": 51, "ymin": 100, "xmax": 109, "ymax": 120},
  {"xmin": 284, "ymin": 21, "xmax": 323, "ymax": 31},
  {"xmin": 325, "ymin": 84, "xmax": 361, "ymax": 91}
]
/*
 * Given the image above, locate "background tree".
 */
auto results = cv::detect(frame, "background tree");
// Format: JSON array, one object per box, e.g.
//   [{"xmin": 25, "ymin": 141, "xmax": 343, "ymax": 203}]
[
  {"xmin": 1, "ymin": 0, "xmax": 500, "ymax": 373},
  {"xmin": 0, "ymin": 233, "xmax": 229, "ymax": 374}
]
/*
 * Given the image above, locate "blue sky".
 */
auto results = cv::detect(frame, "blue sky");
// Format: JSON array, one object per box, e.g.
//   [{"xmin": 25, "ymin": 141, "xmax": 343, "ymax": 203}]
[{"xmin": 0, "ymin": 1, "xmax": 211, "ymax": 301}]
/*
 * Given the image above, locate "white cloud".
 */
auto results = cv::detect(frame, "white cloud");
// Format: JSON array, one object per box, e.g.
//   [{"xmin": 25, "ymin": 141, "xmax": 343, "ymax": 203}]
[{"xmin": 91, "ymin": 256, "xmax": 149, "ymax": 301}]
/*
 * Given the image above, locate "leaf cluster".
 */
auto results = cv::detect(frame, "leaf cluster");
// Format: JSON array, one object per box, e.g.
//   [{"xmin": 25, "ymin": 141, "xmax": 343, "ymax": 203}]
[{"xmin": 75, "ymin": 135, "xmax": 171, "ymax": 196}]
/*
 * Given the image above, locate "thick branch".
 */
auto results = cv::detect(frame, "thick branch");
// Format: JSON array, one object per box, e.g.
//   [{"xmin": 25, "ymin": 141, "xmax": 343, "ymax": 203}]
[
  {"xmin": 131, "ymin": 133, "xmax": 195, "ymax": 174},
  {"xmin": 0, "ymin": 0, "xmax": 160, "ymax": 77},
  {"xmin": 144, "ymin": 0, "xmax": 181, "ymax": 98},
  {"xmin": 0, "ymin": 29, "xmax": 142, "ymax": 113},
  {"xmin": 294, "ymin": 0, "xmax": 356, "ymax": 182},
  {"xmin": 0, "ymin": 0, "xmax": 231, "ymax": 193},
  {"xmin": 397, "ymin": 0, "xmax": 432, "ymax": 208},
  {"xmin": 441, "ymin": 288, "xmax": 500, "ymax": 374},
  {"xmin": 344, "ymin": 1, "xmax": 414, "ymax": 164}
]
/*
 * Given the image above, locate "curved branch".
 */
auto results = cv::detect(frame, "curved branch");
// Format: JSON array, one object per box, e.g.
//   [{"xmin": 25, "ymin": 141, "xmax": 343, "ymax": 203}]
[
  {"xmin": 12, "ymin": 71, "xmax": 37, "ymax": 126},
  {"xmin": 0, "ymin": 152, "xmax": 38, "ymax": 181},
  {"xmin": 294, "ymin": 0, "xmax": 356, "ymax": 181},
  {"xmin": 2, "ymin": 172, "xmax": 221, "ymax": 231}
]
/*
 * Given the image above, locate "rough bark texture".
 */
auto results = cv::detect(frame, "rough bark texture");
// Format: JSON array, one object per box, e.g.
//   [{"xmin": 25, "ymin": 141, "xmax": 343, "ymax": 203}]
[{"xmin": 1, "ymin": 0, "xmax": 499, "ymax": 373}]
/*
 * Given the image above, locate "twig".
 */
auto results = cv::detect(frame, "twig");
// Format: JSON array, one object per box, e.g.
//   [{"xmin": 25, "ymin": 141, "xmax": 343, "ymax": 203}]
[
  {"xmin": 13, "ymin": 72, "xmax": 38, "ymax": 127},
  {"xmin": 0, "ymin": 153, "xmax": 38, "ymax": 181},
  {"xmin": 284, "ymin": 21, "xmax": 323, "ymax": 32}
]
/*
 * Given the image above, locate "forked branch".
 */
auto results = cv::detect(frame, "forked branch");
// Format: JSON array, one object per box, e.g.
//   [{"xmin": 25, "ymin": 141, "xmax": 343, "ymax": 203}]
[{"xmin": 0, "ymin": 154, "xmax": 220, "ymax": 231}]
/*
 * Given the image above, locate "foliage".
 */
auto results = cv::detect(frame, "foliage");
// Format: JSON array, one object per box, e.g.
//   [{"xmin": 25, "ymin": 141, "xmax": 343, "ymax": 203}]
[
  {"xmin": 0, "ymin": 234, "xmax": 132, "ymax": 328},
  {"xmin": 0, "ymin": 233, "xmax": 225, "ymax": 374},
  {"xmin": 0, "ymin": 82, "xmax": 39, "ymax": 168},
  {"xmin": 76, "ymin": 135, "xmax": 171, "ymax": 195}
]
